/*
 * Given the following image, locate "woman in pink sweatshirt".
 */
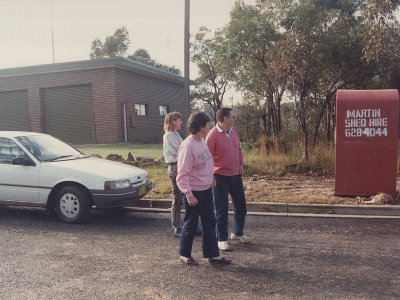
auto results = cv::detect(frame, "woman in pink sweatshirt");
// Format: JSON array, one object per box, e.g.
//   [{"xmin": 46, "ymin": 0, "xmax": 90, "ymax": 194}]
[{"xmin": 177, "ymin": 111, "xmax": 231, "ymax": 266}]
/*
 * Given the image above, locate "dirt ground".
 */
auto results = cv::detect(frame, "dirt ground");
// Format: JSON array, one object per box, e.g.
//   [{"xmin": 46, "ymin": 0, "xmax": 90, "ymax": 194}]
[{"xmin": 243, "ymin": 174, "xmax": 400, "ymax": 205}]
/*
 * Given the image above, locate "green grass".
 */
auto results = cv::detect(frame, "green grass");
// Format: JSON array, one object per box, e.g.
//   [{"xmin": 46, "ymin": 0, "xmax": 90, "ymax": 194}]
[
  {"xmin": 145, "ymin": 166, "xmax": 171, "ymax": 199},
  {"xmin": 78, "ymin": 143, "xmax": 163, "ymax": 160}
]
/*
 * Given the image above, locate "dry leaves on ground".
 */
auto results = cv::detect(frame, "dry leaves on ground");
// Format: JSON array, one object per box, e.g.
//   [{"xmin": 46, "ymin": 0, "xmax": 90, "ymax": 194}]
[{"xmin": 243, "ymin": 174, "xmax": 400, "ymax": 205}]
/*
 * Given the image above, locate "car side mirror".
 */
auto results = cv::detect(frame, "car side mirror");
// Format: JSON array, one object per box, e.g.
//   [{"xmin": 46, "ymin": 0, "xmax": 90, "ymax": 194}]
[{"xmin": 12, "ymin": 156, "xmax": 36, "ymax": 166}]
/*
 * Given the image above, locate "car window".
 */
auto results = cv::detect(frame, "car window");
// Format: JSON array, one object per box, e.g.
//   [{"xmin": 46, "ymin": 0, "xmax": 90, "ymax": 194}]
[
  {"xmin": 0, "ymin": 138, "xmax": 26, "ymax": 164},
  {"xmin": 16, "ymin": 135, "xmax": 84, "ymax": 162}
]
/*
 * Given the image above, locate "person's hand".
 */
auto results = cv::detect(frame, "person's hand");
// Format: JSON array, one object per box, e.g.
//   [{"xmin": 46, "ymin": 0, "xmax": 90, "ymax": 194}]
[
  {"xmin": 240, "ymin": 165, "xmax": 244, "ymax": 176},
  {"xmin": 187, "ymin": 195, "xmax": 198, "ymax": 206}
]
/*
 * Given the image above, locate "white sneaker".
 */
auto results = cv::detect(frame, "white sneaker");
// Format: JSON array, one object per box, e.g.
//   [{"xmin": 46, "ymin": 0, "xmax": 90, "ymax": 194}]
[
  {"xmin": 230, "ymin": 233, "xmax": 252, "ymax": 244},
  {"xmin": 218, "ymin": 241, "xmax": 232, "ymax": 251}
]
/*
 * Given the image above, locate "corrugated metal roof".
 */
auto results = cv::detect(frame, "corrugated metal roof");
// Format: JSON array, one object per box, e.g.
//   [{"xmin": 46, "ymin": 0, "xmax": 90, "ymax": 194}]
[{"xmin": 0, "ymin": 57, "xmax": 189, "ymax": 84}]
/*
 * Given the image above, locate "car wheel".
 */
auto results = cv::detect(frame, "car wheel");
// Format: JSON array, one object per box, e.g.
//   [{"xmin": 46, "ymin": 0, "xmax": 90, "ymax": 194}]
[{"xmin": 55, "ymin": 186, "xmax": 91, "ymax": 223}]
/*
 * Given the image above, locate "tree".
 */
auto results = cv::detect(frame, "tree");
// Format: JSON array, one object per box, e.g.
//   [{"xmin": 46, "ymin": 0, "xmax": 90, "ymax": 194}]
[
  {"xmin": 103, "ymin": 26, "xmax": 130, "ymax": 57},
  {"xmin": 191, "ymin": 0, "xmax": 400, "ymax": 162},
  {"xmin": 191, "ymin": 27, "xmax": 229, "ymax": 120},
  {"xmin": 274, "ymin": 0, "xmax": 396, "ymax": 159},
  {"xmin": 129, "ymin": 48, "xmax": 153, "ymax": 64},
  {"xmin": 220, "ymin": 0, "xmax": 287, "ymax": 137},
  {"xmin": 89, "ymin": 39, "xmax": 104, "ymax": 59},
  {"xmin": 89, "ymin": 28, "xmax": 181, "ymax": 75},
  {"xmin": 234, "ymin": 102, "xmax": 262, "ymax": 143},
  {"xmin": 361, "ymin": 0, "xmax": 400, "ymax": 62},
  {"xmin": 128, "ymin": 48, "xmax": 182, "ymax": 75},
  {"xmin": 90, "ymin": 26, "xmax": 130, "ymax": 58}
]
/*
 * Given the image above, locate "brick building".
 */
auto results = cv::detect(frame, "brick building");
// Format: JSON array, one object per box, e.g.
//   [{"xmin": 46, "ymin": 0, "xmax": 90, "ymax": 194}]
[{"xmin": 0, "ymin": 58, "xmax": 187, "ymax": 144}]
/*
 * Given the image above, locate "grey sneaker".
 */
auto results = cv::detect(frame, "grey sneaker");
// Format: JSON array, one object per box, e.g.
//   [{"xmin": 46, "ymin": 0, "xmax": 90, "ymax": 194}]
[
  {"xmin": 218, "ymin": 241, "xmax": 232, "ymax": 251},
  {"xmin": 230, "ymin": 233, "xmax": 252, "ymax": 244}
]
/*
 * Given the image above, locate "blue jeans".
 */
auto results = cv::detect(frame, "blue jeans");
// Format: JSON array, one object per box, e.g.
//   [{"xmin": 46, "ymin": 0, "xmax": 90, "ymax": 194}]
[
  {"xmin": 214, "ymin": 174, "xmax": 247, "ymax": 241},
  {"xmin": 179, "ymin": 188, "xmax": 219, "ymax": 259}
]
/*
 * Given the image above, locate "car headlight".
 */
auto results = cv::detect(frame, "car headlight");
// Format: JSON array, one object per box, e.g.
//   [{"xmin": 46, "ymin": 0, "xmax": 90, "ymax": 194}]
[{"xmin": 104, "ymin": 179, "xmax": 131, "ymax": 190}]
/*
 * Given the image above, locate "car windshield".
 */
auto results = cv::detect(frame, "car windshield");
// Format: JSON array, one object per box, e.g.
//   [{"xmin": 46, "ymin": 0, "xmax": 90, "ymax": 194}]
[{"xmin": 15, "ymin": 135, "xmax": 87, "ymax": 162}]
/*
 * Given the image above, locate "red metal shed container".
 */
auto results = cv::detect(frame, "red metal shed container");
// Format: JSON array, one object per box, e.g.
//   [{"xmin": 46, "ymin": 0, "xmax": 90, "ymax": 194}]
[{"xmin": 335, "ymin": 89, "xmax": 399, "ymax": 196}]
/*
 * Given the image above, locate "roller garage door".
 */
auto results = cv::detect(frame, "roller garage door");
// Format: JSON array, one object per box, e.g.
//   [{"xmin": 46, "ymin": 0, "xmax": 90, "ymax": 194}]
[
  {"xmin": 41, "ymin": 85, "xmax": 94, "ymax": 144},
  {"xmin": 0, "ymin": 90, "xmax": 30, "ymax": 131}
]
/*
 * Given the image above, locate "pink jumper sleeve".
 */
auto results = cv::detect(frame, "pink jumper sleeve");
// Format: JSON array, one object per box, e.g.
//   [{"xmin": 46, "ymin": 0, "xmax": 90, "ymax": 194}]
[{"xmin": 176, "ymin": 143, "xmax": 194, "ymax": 197}]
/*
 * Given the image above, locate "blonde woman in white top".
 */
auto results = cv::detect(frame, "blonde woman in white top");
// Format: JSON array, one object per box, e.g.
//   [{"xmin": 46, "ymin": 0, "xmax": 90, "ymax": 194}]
[{"xmin": 163, "ymin": 112, "xmax": 185, "ymax": 237}]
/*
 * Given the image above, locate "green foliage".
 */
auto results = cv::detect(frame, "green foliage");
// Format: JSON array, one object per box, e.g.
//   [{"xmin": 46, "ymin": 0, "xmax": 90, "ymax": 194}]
[
  {"xmin": 234, "ymin": 103, "xmax": 263, "ymax": 143},
  {"xmin": 89, "ymin": 28, "xmax": 181, "ymax": 75},
  {"xmin": 361, "ymin": 0, "xmax": 400, "ymax": 62},
  {"xmin": 89, "ymin": 39, "xmax": 104, "ymax": 59},
  {"xmin": 90, "ymin": 26, "xmax": 130, "ymax": 58},
  {"xmin": 220, "ymin": 1, "xmax": 285, "ymax": 136},
  {"xmin": 130, "ymin": 48, "xmax": 151, "ymax": 62},
  {"xmin": 128, "ymin": 48, "xmax": 181, "ymax": 75},
  {"xmin": 190, "ymin": 0, "xmax": 399, "ymax": 161},
  {"xmin": 191, "ymin": 27, "xmax": 229, "ymax": 116}
]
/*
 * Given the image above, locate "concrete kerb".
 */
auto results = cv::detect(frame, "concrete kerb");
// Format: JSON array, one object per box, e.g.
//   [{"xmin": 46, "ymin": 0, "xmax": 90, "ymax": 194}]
[{"xmin": 127, "ymin": 199, "xmax": 400, "ymax": 218}]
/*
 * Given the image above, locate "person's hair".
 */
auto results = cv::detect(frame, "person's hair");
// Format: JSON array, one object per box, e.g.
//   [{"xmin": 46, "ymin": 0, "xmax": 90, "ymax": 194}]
[
  {"xmin": 163, "ymin": 111, "xmax": 182, "ymax": 132},
  {"xmin": 216, "ymin": 107, "xmax": 233, "ymax": 122},
  {"xmin": 188, "ymin": 111, "xmax": 210, "ymax": 134}
]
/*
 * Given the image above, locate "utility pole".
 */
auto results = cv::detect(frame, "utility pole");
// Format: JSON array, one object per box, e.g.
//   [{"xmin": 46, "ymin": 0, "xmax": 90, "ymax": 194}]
[
  {"xmin": 50, "ymin": 0, "xmax": 55, "ymax": 64},
  {"xmin": 184, "ymin": 0, "xmax": 190, "ymax": 117}
]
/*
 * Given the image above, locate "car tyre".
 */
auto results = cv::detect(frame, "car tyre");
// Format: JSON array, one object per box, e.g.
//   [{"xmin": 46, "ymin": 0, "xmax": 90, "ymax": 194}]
[{"xmin": 55, "ymin": 186, "xmax": 91, "ymax": 223}]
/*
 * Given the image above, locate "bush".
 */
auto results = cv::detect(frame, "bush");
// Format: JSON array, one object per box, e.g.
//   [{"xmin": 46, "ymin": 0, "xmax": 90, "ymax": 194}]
[
  {"xmin": 308, "ymin": 144, "xmax": 335, "ymax": 175},
  {"xmin": 235, "ymin": 103, "xmax": 263, "ymax": 143},
  {"xmin": 244, "ymin": 135, "xmax": 335, "ymax": 175}
]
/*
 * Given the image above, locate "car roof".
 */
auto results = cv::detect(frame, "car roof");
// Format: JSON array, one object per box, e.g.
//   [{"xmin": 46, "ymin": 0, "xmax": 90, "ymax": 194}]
[{"xmin": 0, "ymin": 131, "xmax": 47, "ymax": 139}]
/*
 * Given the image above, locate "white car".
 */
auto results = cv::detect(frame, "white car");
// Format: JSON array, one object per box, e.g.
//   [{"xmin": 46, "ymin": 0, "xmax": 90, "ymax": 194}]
[{"xmin": 0, "ymin": 131, "xmax": 152, "ymax": 223}]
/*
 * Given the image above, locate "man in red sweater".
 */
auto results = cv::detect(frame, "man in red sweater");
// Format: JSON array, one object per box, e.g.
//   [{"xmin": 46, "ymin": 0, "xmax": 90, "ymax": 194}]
[{"xmin": 206, "ymin": 107, "xmax": 252, "ymax": 251}]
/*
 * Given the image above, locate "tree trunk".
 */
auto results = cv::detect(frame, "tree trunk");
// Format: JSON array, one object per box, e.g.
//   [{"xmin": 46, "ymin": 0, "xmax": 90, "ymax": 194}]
[
  {"xmin": 329, "ymin": 99, "xmax": 336, "ymax": 143},
  {"xmin": 295, "ymin": 90, "xmax": 308, "ymax": 162},
  {"xmin": 276, "ymin": 102, "xmax": 282, "ymax": 135},
  {"xmin": 300, "ymin": 96, "xmax": 309, "ymax": 161},
  {"xmin": 265, "ymin": 98, "xmax": 272, "ymax": 136},
  {"xmin": 258, "ymin": 102, "xmax": 268, "ymax": 135},
  {"xmin": 274, "ymin": 83, "xmax": 286, "ymax": 135},
  {"xmin": 326, "ymin": 99, "xmax": 332, "ymax": 143},
  {"xmin": 326, "ymin": 107, "xmax": 331, "ymax": 143},
  {"xmin": 312, "ymin": 96, "xmax": 329, "ymax": 147},
  {"xmin": 303, "ymin": 129, "xmax": 309, "ymax": 162}
]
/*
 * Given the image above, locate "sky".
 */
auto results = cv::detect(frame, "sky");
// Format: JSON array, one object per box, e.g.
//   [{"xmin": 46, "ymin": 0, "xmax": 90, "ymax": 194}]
[{"xmin": 0, "ymin": 0, "xmax": 254, "ymax": 78}]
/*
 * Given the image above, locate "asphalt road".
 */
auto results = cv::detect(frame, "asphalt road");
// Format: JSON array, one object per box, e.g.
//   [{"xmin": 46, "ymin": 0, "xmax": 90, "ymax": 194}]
[{"xmin": 0, "ymin": 206, "xmax": 399, "ymax": 300}]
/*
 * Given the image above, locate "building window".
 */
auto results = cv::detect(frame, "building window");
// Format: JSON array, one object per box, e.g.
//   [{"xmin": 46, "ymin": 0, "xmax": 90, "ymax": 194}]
[
  {"xmin": 135, "ymin": 104, "xmax": 147, "ymax": 116},
  {"xmin": 159, "ymin": 105, "xmax": 168, "ymax": 116}
]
